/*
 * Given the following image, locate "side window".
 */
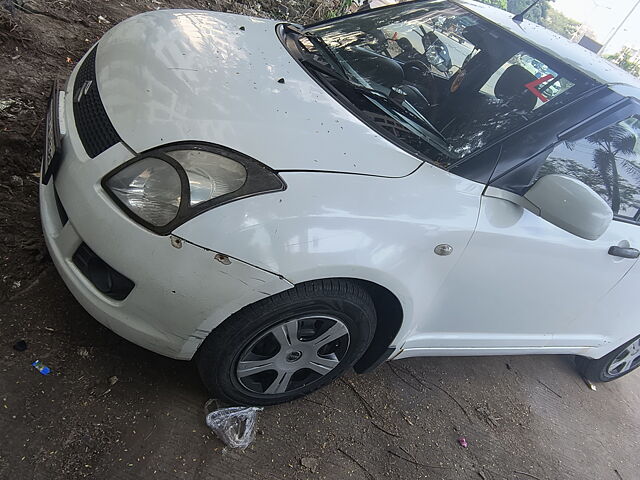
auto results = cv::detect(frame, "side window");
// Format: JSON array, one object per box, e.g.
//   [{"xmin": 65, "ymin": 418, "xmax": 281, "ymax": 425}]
[{"xmin": 536, "ymin": 116, "xmax": 640, "ymax": 222}]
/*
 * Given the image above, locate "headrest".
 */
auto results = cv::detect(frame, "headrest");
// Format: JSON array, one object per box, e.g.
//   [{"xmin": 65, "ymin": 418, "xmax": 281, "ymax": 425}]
[
  {"xmin": 348, "ymin": 47, "xmax": 405, "ymax": 88},
  {"xmin": 396, "ymin": 37, "xmax": 414, "ymax": 51},
  {"xmin": 494, "ymin": 64, "xmax": 538, "ymax": 112},
  {"xmin": 461, "ymin": 25, "xmax": 485, "ymax": 47}
]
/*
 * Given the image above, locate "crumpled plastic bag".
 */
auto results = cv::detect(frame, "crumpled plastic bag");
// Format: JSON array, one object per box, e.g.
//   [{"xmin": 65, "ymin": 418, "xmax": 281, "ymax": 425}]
[{"xmin": 205, "ymin": 402, "xmax": 263, "ymax": 449}]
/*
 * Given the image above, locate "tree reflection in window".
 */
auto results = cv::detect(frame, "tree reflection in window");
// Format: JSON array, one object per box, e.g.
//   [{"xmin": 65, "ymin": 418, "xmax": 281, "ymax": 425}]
[{"xmin": 539, "ymin": 117, "xmax": 640, "ymax": 221}]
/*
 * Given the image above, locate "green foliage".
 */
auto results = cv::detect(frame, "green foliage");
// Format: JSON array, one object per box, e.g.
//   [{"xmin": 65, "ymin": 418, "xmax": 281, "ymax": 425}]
[
  {"xmin": 475, "ymin": 0, "xmax": 550, "ymax": 24},
  {"xmin": 605, "ymin": 48, "xmax": 640, "ymax": 77},
  {"xmin": 541, "ymin": 8, "xmax": 580, "ymax": 39},
  {"xmin": 476, "ymin": 1, "xmax": 581, "ymax": 40},
  {"xmin": 327, "ymin": 0, "xmax": 354, "ymax": 18},
  {"xmin": 506, "ymin": 0, "xmax": 551, "ymax": 24},
  {"xmin": 479, "ymin": 0, "xmax": 507, "ymax": 8}
]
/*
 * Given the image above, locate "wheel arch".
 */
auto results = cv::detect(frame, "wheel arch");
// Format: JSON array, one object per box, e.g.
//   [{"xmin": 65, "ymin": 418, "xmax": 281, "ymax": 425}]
[
  {"xmin": 350, "ymin": 278, "xmax": 404, "ymax": 373},
  {"xmin": 193, "ymin": 275, "xmax": 405, "ymax": 374}
]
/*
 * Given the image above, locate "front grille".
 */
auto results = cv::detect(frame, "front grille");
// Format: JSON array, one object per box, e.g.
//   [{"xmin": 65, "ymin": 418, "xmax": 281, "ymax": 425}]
[
  {"xmin": 73, "ymin": 47, "xmax": 121, "ymax": 158},
  {"xmin": 72, "ymin": 243, "xmax": 135, "ymax": 301}
]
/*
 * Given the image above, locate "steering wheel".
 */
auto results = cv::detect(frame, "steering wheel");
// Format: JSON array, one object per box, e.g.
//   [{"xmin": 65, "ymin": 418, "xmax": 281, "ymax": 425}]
[
  {"xmin": 402, "ymin": 60, "xmax": 436, "ymax": 83},
  {"xmin": 401, "ymin": 60, "xmax": 437, "ymax": 104}
]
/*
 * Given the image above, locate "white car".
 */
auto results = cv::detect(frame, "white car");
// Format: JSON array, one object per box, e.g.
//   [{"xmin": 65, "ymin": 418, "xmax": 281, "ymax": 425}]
[{"xmin": 40, "ymin": 0, "xmax": 640, "ymax": 405}]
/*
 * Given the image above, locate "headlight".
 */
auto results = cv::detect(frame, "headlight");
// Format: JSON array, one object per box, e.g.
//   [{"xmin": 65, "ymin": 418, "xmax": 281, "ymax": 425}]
[
  {"xmin": 103, "ymin": 144, "xmax": 286, "ymax": 234},
  {"xmin": 106, "ymin": 157, "xmax": 182, "ymax": 227},
  {"xmin": 167, "ymin": 149, "xmax": 247, "ymax": 206}
]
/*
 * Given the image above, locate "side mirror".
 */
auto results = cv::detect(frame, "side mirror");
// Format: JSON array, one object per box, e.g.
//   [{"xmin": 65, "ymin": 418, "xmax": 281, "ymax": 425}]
[{"xmin": 524, "ymin": 174, "xmax": 613, "ymax": 240}]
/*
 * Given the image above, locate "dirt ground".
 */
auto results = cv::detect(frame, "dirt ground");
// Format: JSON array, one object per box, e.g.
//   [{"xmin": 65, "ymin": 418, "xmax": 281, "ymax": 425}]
[
  {"xmin": 1, "ymin": 1, "xmax": 640, "ymax": 479},
  {"xmin": 2, "ymin": 269, "xmax": 640, "ymax": 480}
]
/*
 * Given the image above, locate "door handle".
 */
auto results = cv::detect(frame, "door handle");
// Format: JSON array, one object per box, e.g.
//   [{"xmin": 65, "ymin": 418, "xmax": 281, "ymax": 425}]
[{"xmin": 608, "ymin": 246, "xmax": 640, "ymax": 259}]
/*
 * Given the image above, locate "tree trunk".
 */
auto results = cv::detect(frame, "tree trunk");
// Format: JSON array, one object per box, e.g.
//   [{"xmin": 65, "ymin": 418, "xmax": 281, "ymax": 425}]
[{"xmin": 610, "ymin": 157, "xmax": 621, "ymax": 215}]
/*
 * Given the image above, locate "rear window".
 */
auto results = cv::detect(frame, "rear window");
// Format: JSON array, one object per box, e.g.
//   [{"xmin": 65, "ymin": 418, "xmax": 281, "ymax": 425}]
[{"xmin": 480, "ymin": 53, "xmax": 576, "ymax": 108}]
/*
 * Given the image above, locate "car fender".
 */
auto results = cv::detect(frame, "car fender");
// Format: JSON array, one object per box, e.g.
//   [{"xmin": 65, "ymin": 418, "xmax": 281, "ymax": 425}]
[{"xmin": 174, "ymin": 164, "xmax": 484, "ymax": 351}]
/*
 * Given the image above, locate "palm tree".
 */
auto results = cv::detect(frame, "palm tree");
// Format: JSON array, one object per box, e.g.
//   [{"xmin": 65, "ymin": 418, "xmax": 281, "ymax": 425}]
[{"xmin": 587, "ymin": 124, "xmax": 639, "ymax": 215}]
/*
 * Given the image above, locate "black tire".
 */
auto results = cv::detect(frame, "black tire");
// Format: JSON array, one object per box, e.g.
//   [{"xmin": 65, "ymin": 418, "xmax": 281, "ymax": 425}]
[
  {"xmin": 196, "ymin": 279, "xmax": 376, "ymax": 405},
  {"xmin": 576, "ymin": 334, "xmax": 640, "ymax": 382}
]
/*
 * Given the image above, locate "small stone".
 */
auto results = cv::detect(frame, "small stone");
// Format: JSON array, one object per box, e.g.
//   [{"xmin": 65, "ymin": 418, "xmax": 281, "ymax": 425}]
[
  {"xmin": 300, "ymin": 457, "xmax": 319, "ymax": 473},
  {"xmin": 277, "ymin": 78, "xmax": 285, "ymax": 84},
  {"xmin": 9, "ymin": 175, "xmax": 23, "ymax": 187},
  {"xmin": 77, "ymin": 347, "xmax": 90, "ymax": 358},
  {"xmin": 108, "ymin": 375, "xmax": 119, "ymax": 386},
  {"xmin": 277, "ymin": 4, "xmax": 289, "ymax": 16},
  {"xmin": 583, "ymin": 377, "xmax": 597, "ymax": 391}
]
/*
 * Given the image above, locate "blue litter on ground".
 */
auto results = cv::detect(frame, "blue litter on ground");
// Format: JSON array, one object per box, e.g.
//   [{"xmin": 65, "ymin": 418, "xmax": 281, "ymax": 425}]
[{"xmin": 32, "ymin": 360, "xmax": 51, "ymax": 375}]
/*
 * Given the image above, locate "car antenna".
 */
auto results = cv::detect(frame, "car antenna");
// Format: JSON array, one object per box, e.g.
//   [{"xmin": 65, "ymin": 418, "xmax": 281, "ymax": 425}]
[{"xmin": 512, "ymin": 0, "xmax": 542, "ymax": 23}]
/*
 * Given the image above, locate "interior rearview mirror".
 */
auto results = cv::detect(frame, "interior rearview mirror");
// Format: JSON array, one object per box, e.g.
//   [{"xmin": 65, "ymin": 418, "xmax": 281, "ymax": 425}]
[{"xmin": 523, "ymin": 174, "xmax": 613, "ymax": 240}]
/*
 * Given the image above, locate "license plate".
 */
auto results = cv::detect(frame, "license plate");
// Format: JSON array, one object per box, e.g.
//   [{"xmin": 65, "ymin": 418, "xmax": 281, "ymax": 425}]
[{"xmin": 42, "ymin": 81, "xmax": 63, "ymax": 184}]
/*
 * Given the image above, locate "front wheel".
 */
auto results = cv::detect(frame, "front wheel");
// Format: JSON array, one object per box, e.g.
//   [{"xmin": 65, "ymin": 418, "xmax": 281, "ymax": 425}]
[
  {"xmin": 576, "ymin": 334, "xmax": 640, "ymax": 382},
  {"xmin": 196, "ymin": 279, "xmax": 376, "ymax": 405}
]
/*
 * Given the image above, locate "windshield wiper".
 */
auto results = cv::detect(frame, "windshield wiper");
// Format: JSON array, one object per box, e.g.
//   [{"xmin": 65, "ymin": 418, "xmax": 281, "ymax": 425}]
[
  {"xmin": 285, "ymin": 24, "xmax": 350, "ymax": 80},
  {"xmin": 299, "ymin": 29, "xmax": 350, "ymax": 79},
  {"xmin": 299, "ymin": 56, "xmax": 386, "ymax": 97},
  {"xmin": 302, "ymin": 57, "xmax": 448, "ymax": 145},
  {"xmin": 394, "ymin": 100, "xmax": 448, "ymax": 145}
]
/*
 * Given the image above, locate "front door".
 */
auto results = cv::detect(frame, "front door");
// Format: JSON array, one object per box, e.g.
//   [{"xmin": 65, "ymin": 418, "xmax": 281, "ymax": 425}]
[{"xmin": 403, "ymin": 106, "xmax": 640, "ymax": 354}]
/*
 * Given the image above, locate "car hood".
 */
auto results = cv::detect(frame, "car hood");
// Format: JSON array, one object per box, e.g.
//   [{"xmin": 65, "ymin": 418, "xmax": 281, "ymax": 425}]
[{"xmin": 94, "ymin": 10, "xmax": 421, "ymax": 177}]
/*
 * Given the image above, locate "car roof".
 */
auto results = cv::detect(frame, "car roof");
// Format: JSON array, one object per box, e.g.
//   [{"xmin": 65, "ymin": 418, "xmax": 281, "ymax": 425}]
[{"xmin": 454, "ymin": 0, "xmax": 640, "ymax": 97}]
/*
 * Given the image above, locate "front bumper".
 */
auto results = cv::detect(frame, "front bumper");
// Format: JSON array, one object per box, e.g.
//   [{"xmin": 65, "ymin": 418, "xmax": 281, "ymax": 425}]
[{"xmin": 40, "ymin": 64, "xmax": 293, "ymax": 360}]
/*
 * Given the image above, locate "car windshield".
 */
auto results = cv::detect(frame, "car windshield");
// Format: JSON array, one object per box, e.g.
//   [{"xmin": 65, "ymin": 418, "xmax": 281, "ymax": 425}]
[{"xmin": 291, "ymin": 1, "xmax": 594, "ymax": 167}]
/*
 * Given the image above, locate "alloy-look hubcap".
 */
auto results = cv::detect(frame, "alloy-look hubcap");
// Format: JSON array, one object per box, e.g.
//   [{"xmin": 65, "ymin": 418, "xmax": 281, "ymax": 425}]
[
  {"xmin": 607, "ymin": 338, "xmax": 640, "ymax": 376},
  {"xmin": 236, "ymin": 314, "xmax": 350, "ymax": 395}
]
